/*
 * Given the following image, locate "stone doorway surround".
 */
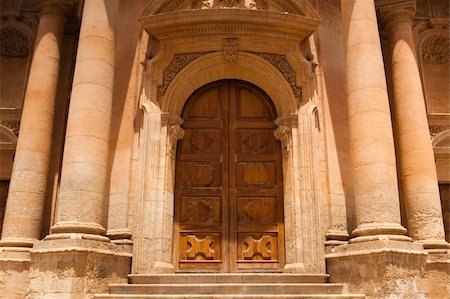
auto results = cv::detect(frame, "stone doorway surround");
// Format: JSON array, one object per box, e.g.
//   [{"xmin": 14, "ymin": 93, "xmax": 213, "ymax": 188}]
[{"xmin": 131, "ymin": 0, "xmax": 324, "ymax": 274}]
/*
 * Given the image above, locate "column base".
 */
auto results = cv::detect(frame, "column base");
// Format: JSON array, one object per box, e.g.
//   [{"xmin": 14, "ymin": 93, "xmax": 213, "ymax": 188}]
[
  {"xmin": 29, "ymin": 237, "xmax": 131, "ymax": 299},
  {"xmin": 283, "ymin": 262, "xmax": 306, "ymax": 273},
  {"xmin": 325, "ymin": 229, "xmax": 350, "ymax": 247},
  {"xmin": 326, "ymin": 240, "xmax": 428, "ymax": 298},
  {"xmin": 108, "ymin": 229, "xmax": 133, "ymax": 253},
  {"xmin": 417, "ymin": 239, "xmax": 450, "ymax": 252},
  {"xmin": 0, "ymin": 237, "xmax": 36, "ymax": 249},
  {"xmin": 50, "ymin": 221, "xmax": 107, "ymax": 235},
  {"xmin": 152, "ymin": 262, "xmax": 175, "ymax": 273},
  {"xmin": 351, "ymin": 222, "xmax": 408, "ymax": 238}
]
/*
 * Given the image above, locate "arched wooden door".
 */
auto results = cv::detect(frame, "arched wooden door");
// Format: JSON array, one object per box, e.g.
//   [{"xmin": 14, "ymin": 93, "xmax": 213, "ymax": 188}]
[{"xmin": 173, "ymin": 80, "xmax": 284, "ymax": 272}]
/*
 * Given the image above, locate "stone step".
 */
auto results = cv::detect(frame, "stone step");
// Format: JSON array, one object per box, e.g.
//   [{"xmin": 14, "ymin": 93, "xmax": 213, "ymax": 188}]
[
  {"xmin": 108, "ymin": 283, "xmax": 344, "ymax": 295},
  {"xmin": 129, "ymin": 273, "xmax": 330, "ymax": 284},
  {"xmin": 95, "ymin": 294, "xmax": 366, "ymax": 299}
]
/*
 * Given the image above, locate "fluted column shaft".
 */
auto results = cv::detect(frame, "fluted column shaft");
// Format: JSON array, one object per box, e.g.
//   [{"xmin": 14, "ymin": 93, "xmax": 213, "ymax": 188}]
[
  {"xmin": 50, "ymin": 0, "xmax": 118, "ymax": 238},
  {"xmin": 341, "ymin": 0, "xmax": 409, "ymax": 241},
  {"xmin": 0, "ymin": 1, "xmax": 70, "ymax": 248},
  {"xmin": 382, "ymin": 7, "xmax": 449, "ymax": 250}
]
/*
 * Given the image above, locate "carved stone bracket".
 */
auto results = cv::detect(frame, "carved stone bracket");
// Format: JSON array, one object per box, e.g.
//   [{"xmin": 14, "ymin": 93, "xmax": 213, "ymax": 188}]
[
  {"xmin": 224, "ymin": 38, "xmax": 238, "ymax": 64},
  {"xmin": 256, "ymin": 53, "xmax": 302, "ymax": 106},
  {"xmin": 157, "ymin": 53, "xmax": 205, "ymax": 98},
  {"xmin": 274, "ymin": 124, "xmax": 290, "ymax": 159},
  {"xmin": 168, "ymin": 124, "xmax": 185, "ymax": 158},
  {"xmin": 163, "ymin": 113, "xmax": 185, "ymax": 158}
]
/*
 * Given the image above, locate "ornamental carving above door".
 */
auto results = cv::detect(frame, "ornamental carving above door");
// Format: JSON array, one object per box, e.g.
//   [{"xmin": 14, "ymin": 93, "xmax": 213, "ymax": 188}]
[{"xmin": 173, "ymin": 80, "xmax": 285, "ymax": 272}]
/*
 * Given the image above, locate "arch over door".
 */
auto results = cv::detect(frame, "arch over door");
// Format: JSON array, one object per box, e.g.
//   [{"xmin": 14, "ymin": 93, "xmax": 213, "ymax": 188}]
[{"xmin": 173, "ymin": 80, "xmax": 284, "ymax": 272}]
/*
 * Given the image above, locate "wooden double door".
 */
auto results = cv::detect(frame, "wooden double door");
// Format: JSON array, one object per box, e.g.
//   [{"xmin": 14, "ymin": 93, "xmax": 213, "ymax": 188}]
[{"xmin": 174, "ymin": 80, "xmax": 284, "ymax": 272}]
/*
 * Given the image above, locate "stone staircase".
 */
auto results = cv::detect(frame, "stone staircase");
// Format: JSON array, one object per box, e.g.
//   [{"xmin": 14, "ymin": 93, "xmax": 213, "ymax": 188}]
[{"xmin": 94, "ymin": 273, "xmax": 365, "ymax": 299}]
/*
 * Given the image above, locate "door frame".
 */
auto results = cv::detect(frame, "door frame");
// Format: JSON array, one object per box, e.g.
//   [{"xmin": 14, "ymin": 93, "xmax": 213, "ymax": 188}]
[{"xmin": 131, "ymin": 40, "xmax": 326, "ymax": 275}]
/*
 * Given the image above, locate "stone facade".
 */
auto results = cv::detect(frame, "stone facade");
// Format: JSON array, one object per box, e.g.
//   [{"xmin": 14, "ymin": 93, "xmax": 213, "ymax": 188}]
[{"xmin": 0, "ymin": 0, "xmax": 448, "ymax": 298}]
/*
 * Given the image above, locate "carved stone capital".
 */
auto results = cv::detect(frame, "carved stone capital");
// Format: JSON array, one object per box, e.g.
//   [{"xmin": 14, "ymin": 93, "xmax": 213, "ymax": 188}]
[
  {"xmin": 274, "ymin": 124, "xmax": 290, "ymax": 159},
  {"xmin": 38, "ymin": 0, "xmax": 73, "ymax": 18},
  {"xmin": 377, "ymin": 1, "xmax": 416, "ymax": 29},
  {"xmin": 422, "ymin": 35, "xmax": 449, "ymax": 64}
]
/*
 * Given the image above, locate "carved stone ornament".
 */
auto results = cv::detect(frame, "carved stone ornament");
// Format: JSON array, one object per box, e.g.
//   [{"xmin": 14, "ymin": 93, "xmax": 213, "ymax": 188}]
[
  {"xmin": 430, "ymin": 125, "xmax": 450, "ymax": 139},
  {"xmin": 0, "ymin": 27, "xmax": 30, "ymax": 57},
  {"xmin": 0, "ymin": 120, "xmax": 20, "ymax": 135},
  {"xmin": 257, "ymin": 53, "xmax": 302, "ymax": 104},
  {"xmin": 274, "ymin": 124, "xmax": 290, "ymax": 159},
  {"xmin": 224, "ymin": 38, "xmax": 238, "ymax": 64},
  {"xmin": 158, "ymin": 53, "xmax": 205, "ymax": 98},
  {"xmin": 216, "ymin": 0, "xmax": 243, "ymax": 8},
  {"xmin": 422, "ymin": 35, "xmax": 449, "ymax": 64},
  {"xmin": 168, "ymin": 124, "xmax": 185, "ymax": 158}
]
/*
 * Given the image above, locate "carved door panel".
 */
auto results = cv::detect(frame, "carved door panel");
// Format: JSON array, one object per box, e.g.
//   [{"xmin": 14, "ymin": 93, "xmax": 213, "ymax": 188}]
[{"xmin": 174, "ymin": 80, "xmax": 284, "ymax": 272}]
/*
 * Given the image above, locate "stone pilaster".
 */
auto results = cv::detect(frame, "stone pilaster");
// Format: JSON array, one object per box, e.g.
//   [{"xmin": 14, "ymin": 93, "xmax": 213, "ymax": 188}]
[
  {"xmin": 49, "ymin": 0, "xmax": 118, "ymax": 239},
  {"xmin": 0, "ymin": 0, "xmax": 72, "ymax": 250},
  {"xmin": 340, "ymin": 0, "xmax": 409, "ymax": 242},
  {"xmin": 380, "ymin": 2, "xmax": 450, "ymax": 252}
]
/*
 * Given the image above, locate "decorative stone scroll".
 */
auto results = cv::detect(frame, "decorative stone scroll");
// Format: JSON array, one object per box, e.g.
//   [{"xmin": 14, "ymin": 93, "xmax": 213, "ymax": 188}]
[
  {"xmin": 224, "ymin": 38, "xmax": 238, "ymax": 63},
  {"xmin": 274, "ymin": 124, "xmax": 290, "ymax": 159},
  {"xmin": 257, "ymin": 53, "xmax": 302, "ymax": 105},
  {"xmin": 157, "ymin": 53, "xmax": 205, "ymax": 97}
]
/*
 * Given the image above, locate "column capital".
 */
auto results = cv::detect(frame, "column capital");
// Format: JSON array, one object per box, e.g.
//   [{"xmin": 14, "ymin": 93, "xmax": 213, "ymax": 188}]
[
  {"xmin": 38, "ymin": 0, "xmax": 73, "ymax": 18},
  {"xmin": 377, "ymin": 0, "xmax": 416, "ymax": 29}
]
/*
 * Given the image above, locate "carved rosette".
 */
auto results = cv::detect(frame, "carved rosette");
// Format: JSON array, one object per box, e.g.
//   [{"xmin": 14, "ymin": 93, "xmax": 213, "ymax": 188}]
[
  {"xmin": 224, "ymin": 38, "xmax": 238, "ymax": 64},
  {"xmin": 257, "ymin": 53, "xmax": 302, "ymax": 105},
  {"xmin": 274, "ymin": 124, "xmax": 290, "ymax": 159},
  {"xmin": 168, "ymin": 124, "xmax": 185, "ymax": 158}
]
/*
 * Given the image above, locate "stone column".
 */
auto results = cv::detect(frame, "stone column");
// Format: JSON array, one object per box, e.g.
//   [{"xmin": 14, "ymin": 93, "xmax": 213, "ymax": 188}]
[
  {"xmin": 49, "ymin": 0, "xmax": 118, "ymax": 239},
  {"xmin": 340, "ymin": 0, "xmax": 409, "ymax": 242},
  {"xmin": 0, "ymin": 0, "xmax": 71, "ymax": 249},
  {"xmin": 380, "ymin": 4, "xmax": 449, "ymax": 250}
]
